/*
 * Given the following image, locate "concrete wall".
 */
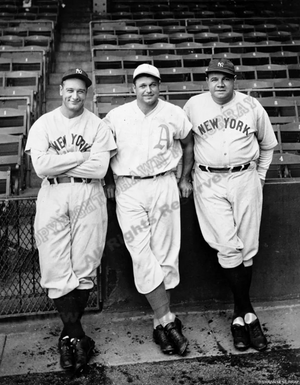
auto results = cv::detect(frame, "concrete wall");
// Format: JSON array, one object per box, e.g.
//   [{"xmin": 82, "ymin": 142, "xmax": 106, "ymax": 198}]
[{"xmin": 102, "ymin": 180, "xmax": 300, "ymax": 312}]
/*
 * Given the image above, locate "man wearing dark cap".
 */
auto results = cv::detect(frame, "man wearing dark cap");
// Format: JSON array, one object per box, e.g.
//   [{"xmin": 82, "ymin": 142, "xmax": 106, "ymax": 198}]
[
  {"xmin": 184, "ymin": 59, "xmax": 277, "ymax": 352},
  {"xmin": 104, "ymin": 64, "xmax": 194, "ymax": 356},
  {"xmin": 25, "ymin": 68, "xmax": 116, "ymax": 373}
]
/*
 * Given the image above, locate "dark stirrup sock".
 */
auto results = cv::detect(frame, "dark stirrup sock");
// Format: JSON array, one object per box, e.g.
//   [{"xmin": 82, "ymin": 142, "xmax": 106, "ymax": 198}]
[
  {"xmin": 74, "ymin": 288, "xmax": 91, "ymax": 319},
  {"xmin": 222, "ymin": 264, "xmax": 254, "ymax": 316},
  {"xmin": 53, "ymin": 290, "xmax": 85, "ymax": 339}
]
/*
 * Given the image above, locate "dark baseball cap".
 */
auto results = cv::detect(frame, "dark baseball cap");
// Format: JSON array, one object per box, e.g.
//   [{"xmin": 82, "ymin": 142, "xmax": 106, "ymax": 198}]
[
  {"xmin": 205, "ymin": 59, "xmax": 235, "ymax": 76},
  {"xmin": 61, "ymin": 68, "xmax": 92, "ymax": 88}
]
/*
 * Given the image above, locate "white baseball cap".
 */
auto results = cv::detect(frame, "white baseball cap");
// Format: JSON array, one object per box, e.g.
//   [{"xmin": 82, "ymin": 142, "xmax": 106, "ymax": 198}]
[{"xmin": 133, "ymin": 64, "xmax": 161, "ymax": 82}]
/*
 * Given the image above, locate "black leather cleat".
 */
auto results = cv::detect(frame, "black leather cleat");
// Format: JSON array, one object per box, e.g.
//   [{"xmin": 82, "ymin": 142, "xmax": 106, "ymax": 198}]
[
  {"xmin": 231, "ymin": 323, "xmax": 250, "ymax": 351},
  {"xmin": 246, "ymin": 318, "xmax": 267, "ymax": 351},
  {"xmin": 58, "ymin": 337, "xmax": 73, "ymax": 370},
  {"xmin": 153, "ymin": 325, "xmax": 175, "ymax": 355},
  {"xmin": 72, "ymin": 335, "xmax": 95, "ymax": 374},
  {"xmin": 164, "ymin": 318, "xmax": 188, "ymax": 356}
]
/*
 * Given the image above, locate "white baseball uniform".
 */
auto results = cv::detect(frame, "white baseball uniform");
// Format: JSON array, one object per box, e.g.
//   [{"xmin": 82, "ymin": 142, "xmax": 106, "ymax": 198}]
[
  {"xmin": 184, "ymin": 91, "xmax": 277, "ymax": 268},
  {"xmin": 25, "ymin": 107, "xmax": 116, "ymax": 299},
  {"xmin": 104, "ymin": 98, "xmax": 192, "ymax": 294}
]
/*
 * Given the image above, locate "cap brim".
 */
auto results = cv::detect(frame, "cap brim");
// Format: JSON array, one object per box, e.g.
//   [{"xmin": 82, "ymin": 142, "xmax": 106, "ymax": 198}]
[
  {"xmin": 62, "ymin": 74, "xmax": 92, "ymax": 87},
  {"xmin": 133, "ymin": 72, "xmax": 161, "ymax": 82}
]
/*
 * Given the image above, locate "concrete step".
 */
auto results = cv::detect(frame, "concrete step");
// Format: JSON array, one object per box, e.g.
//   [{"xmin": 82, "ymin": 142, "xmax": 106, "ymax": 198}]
[
  {"xmin": 60, "ymin": 34, "xmax": 90, "ymax": 43},
  {"xmin": 58, "ymin": 41, "xmax": 91, "ymax": 51},
  {"xmin": 55, "ymin": 51, "xmax": 91, "ymax": 62},
  {"xmin": 60, "ymin": 28, "xmax": 89, "ymax": 35}
]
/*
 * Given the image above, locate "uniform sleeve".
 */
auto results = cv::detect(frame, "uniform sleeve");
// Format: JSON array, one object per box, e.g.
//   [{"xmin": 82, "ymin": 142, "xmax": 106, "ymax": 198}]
[
  {"xmin": 25, "ymin": 118, "xmax": 85, "ymax": 178},
  {"xmin": 172, "ymin": 105, "xmax": 193, "ymax": 140},
  {"xmin": 256, "ymin": 102, "xmax": 278, "ymax": 150},
  {"xmin": 66, "ymin": 120, "xmax": 117, "ymax": 179}
]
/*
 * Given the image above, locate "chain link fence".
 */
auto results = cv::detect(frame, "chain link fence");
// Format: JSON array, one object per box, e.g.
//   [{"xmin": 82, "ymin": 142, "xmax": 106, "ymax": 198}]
[{"xmin": 0, "ymin": 196, "xmax": 101, "ymax": 319}]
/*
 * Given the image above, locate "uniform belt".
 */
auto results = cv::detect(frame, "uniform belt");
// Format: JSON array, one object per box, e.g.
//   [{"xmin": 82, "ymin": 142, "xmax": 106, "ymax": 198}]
[
  {"xmin": 199, "ymin": 163, "xmax": 251, "ymax": 173},
  {"xmin": 48, "ymin": 177, "xmax": 92, "ymax": 184},
  {"xmin": 121, "ymin": 172, "xmax": 167, "ymax": 180}
]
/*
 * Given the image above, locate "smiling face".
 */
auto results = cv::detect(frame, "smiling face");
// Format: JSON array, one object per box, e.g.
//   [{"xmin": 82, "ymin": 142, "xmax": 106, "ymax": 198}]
[
  {"xmin": 60, "ymin": 78, "xmax": 87, "ymax": 118},
  {"xmin": 133, "ymin": 75, "xmax": 160, "ymax": 114},
  {"xmin": 206, "ymin": 72, "xmax": 236, "ymax": 105}
]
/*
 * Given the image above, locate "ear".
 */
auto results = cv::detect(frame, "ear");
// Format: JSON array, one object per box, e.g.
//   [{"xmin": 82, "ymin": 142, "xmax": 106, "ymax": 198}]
[
  {"xmin": 59, "ymin": 85, "xmax": 63, "ymax": 96},
  {"xmin": 132, "ymin": 83, "xmax": 137, "ymax": 95}
]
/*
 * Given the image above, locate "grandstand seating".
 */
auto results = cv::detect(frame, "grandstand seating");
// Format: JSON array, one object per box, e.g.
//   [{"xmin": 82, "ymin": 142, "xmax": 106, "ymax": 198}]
[
  {"xmin": 0, "ymin": 0, "xmax": 58, "ymax": 194},
  {"xmin": 0, "ymin": 168, "xmax": 11, "ymax": 196}
]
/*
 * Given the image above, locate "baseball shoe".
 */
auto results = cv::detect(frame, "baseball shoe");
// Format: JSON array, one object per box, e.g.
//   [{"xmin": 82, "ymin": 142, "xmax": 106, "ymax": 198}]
[
  {"xmin": 231, "ymin": 323, "xmax": 250, "ymax": 351},
  {"xmin": 153, "ymin": 325, "xmax": 175, "ymax": 355},
  {"xmin": 71, "ymin": 335, "xmax": 95, "ymax": 374},
  {"xmin": 164, "ymin": 317, "xmax": 188, "ymax": 356},
  {"xmin": 245, "ymin": 318, "xmax": 267, "ymax": 351},
  {"xmin": 58, "ymin": 336, "xmax": 73, "ymax": 370}
]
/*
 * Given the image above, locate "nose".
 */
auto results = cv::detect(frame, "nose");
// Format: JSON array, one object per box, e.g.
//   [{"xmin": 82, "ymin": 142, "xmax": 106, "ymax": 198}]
[
  {"xmin": 71, "ymin": 91, "xmax": 80, "ymax": 99},
  {"xmin": 145, "ymin": 85, "xmax": 152, "ymax": 93},
  {"xmin": 217, "ymin": 79, "xmax": 225, "ymax": 87}
]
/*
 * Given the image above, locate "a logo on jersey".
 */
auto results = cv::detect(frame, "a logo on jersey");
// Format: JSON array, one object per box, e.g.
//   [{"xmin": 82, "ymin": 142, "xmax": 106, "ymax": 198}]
[
  {"xmin": 50, "ymin": 134, "xmax": 92, "ymax": 152},
  {"xmin": 154, "ymin": 124, "xmax": 171, "ymax": 150},
  {"xmin": 198, "ymin": 117, "xmax": 250, "ymax": 136}
]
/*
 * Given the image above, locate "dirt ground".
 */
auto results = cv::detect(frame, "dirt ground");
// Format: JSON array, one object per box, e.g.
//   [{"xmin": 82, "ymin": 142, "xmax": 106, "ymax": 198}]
[{"xmin": 1, "ymin": 348, "xmax": 300, "ymax": 385}]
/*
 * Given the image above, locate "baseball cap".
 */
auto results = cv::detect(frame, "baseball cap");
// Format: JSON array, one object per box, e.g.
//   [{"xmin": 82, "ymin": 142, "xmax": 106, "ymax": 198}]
[
  {"xmin": 61, "ymin": 68, "xmax": 92, "ymax": 88},
  {"xmin": 205, "ymin": 59, "xmax": 235, "ymax": 76},
  {"xmin": 133, "ymin": 64, "xmax": 161, "ymax": 82}
]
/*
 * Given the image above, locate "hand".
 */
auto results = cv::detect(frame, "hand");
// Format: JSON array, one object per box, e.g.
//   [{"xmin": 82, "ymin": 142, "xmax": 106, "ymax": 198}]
[
  {"xmin": 178, "ymin": 177, "xmax": 193, "ymax": 198},
  {"xmin": 82, "ymin": 152, "xmax": 90, "ymax": 161},
  {"xmin": 104, "ymin": 183, "xmax": 116, "ymax": 199}
]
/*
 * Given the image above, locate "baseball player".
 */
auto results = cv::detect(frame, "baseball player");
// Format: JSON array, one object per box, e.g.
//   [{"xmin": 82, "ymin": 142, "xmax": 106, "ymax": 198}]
[
  {"xmin": 104, "ymin": 64, "xmax": 194, "ymax": 356},
  {"xmin": 25, "ymin": 68, "xmax": 116, "ymax": 373},
  {"xmin": 184, "ymin": 58, "xmax": 278, "ymax": 352}
]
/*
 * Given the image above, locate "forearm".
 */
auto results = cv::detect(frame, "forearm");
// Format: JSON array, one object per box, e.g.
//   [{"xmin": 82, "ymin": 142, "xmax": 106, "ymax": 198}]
[
  {"xmin": 179, "ymin": 136, "xmax": 194, "ymax": 182},
  {"xmin": 66, "ymin": 152, "xmax": 110, "ymax": 179},
  {"xmin": 257, "ymin": 148, "xmax": 274, "ymax": 180},
  {"xmin": 31, "ymin": 150, "xmax": 85, "ymax": 177}
]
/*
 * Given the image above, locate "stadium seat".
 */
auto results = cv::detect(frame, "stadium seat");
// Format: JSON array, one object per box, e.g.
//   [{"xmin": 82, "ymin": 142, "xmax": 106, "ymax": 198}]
[
  {"xmin": 287, "ymin": 64, "xmax": 300, "ymax": 79},
  {"xmin": 159, "ymin": 68, "xmax": 191, "ymax": 83},
  {"xmin": 209, "ymin": 24, "xmax": 233, "ymax": 34},
  {"xmin": 182, "ymin": 53, "xmax": 211, "ymax": 68},
  {"xmin": 93, "ymin": 69, "xmax": 128, "ymax": 85},
  {"xmin": 0, "ymin": 35, "xmax": 24, "ymax": 47},
  {"xmin": 235, "ymin": 65, "xmax": 257, "ymax": 80},
  {"xmin": 236, "ymin": 80, "xmax": 274, "ymax": 98},
  {"xmin": 2, "ymin": 26, "xmax": 28, "ymax": 37},
  {"xmin": 0, "ymin": 168, "xmax": 11, "ymax": 196},
  {"xmin": 0, "ymin": 107, "xmax": 27, "ymax": 136},
  {"xmin": 153, "ymin": 54, "xmax": 183, "ymax": 68},
  {"xmin": 168, "ymin": 33, "xmax": 194, "ymax": 45},
  {"xmin": 0, "ymin": 87, "xmax": 34, "ymax": 125},
  {"xmin": 194, "ymin": 32, "xmax": 219, "ymax": 44},
  {"xmin": 122, "ymin": 54, "xmax": 153, "ymax": 69},
  {"xmin": 257, "ymin": 97, "xmax": 299, "ymax": 124},
  {"xmin": 118, "ymin": 33, "xmax": 144, "ymax": 45},
  {"xmin": 175, "ymin": 42, "xmax": 204, "ymax": 55},
  {"xmin": 92, "ymin": 55, "xmax": 123, "ymax": 70},
  {"xmin": 142, "ymin": 33, "xmax": 169, "ymax": 45},
  {"xmin": 0, "ymin": 133, "xmax": 24, "ymax": 194},
  {"xmin": 256, "ymin": 64, "xmax": 289, "ymax": 80},
  {"xmin": 148, "ymin": 42, "xmax": 176, "ymax": 56},
  {"xmin": 273, "ymin": 79, "xmax": 300, "ymax": 97},
  {"xmin": 243, "ymin": 32, "xmax": 268, "ymax": 43},
  {"xmin": 270, "ymin": 51, "xmax": 299, "ymax": 65},
  {"xmin": 92, "ymin": 33, "xmax": 118, "ymax": 46},
  {"xmin": 218, "ymin": 32, "xmax": 244, "ymax": 43},
  {"xmin": 241, "ymin": 52, "xmax": 271, "ymax": 66},
  {"xmin": 139, "ymin": 25, "xmax": 163, "ymax": 35},
  {"xmin": 0, "ymin": 57, "xmax": 12, "ymax": 71}
]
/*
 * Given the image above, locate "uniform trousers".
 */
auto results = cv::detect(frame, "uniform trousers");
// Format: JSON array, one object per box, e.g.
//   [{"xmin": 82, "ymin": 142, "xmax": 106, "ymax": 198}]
[
  {"xmin": 193, "ymin": 162, "xmax": 262, "ymax": 268},
  {"xmin": 115, "ymin": 173, "xmax": 181, "ymax": 294}
]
